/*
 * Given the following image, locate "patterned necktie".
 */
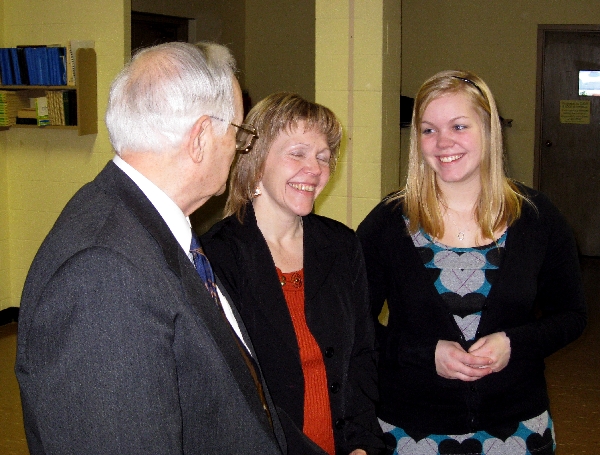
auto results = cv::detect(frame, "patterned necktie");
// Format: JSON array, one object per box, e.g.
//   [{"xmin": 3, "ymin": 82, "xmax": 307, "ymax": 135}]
[
  {"xmin": 190, "ymin": 231, "xmax": 219, "ymax": 302},
  {"xmin": 189, "ymin": 229, "xmax": 273, "ymax": 426}
]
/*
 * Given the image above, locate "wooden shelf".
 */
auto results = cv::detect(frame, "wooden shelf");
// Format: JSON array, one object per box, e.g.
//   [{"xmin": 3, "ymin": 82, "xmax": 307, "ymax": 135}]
[{"xmin": 0, "ymin": 48, "xmax": 97, "ymax": 136}]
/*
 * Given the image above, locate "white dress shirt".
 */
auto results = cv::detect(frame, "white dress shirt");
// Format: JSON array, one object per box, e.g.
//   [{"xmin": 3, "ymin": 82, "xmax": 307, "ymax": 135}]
[{"xmin": 113, "ymin": 155, "xmax": 250, "ymax": 352}]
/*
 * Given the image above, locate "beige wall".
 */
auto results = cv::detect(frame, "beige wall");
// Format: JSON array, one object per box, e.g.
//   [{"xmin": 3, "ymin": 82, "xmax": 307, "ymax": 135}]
[
  {"xmin": 245, "ymin": 0, "xmax": 315, "ymax": 103},
  {"xmin": 0, "ymin": 0, "xmax": 129, "ymax": 309},
  {"xmin": 400, "ymin": 0, "xmax": 600, "ymax": 187}
]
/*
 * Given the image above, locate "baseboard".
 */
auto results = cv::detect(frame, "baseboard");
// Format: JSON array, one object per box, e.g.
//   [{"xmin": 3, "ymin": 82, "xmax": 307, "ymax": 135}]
[{"xmin": 0, "ymin": 307, "xmax": 19, "ymax": 325}]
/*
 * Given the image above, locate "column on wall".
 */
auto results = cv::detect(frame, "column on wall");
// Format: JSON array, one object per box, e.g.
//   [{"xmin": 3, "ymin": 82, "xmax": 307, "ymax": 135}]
[
  {"xmin": 314, "ymin": 0, "xmax": 401, "ymax": 228},
  {"xmin": 0, "ymin": 143, "xmax": 9, "ymax": 310}
]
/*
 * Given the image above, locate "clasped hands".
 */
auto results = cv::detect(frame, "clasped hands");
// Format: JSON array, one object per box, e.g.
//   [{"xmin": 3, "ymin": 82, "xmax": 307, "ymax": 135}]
[{"xmin": 435, "ymin": 332, "xmax": 511, "ymax": 381}]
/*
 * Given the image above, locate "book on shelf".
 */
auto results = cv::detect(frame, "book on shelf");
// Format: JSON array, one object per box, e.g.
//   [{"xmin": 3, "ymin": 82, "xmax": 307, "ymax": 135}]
[
  {"xmin": 66, "ymin": 40, "xmax": 95, "ymax": 86},
  {"xmin": 0, "ymin": 90, "xmax": 30, "ymax": 126},
  {"xmin": 0, "ymin": 44, "xmax": 70, "ymax": 86},
  {"xmin": 16, "ymin": 107, "xmax": 37, "ymax": 125},
  {"xmin": 34, "ymin": 96, "xmax": 50, "ymax": 126},
  {"xmin": 43, "ymin": 90, "xmax": 76, "ymax": 126},
  {"xmin": 0, "ymin": 48, "xmax": 15, "ymax": 85}
]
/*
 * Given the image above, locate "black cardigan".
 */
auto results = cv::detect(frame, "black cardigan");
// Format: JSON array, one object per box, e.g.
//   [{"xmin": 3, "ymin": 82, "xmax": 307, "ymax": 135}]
[
  {"xmin": 202, "ymin": 204, "xmax": 389, "ymax": 455},
  {"xmin": 356, "ymin": 187, "xmax": 587, "ymax": 436}
]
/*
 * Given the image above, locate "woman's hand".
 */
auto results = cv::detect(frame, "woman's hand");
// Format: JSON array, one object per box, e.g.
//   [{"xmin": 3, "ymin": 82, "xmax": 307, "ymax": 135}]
[
  {"xmin": 468, "ymin": 331, "xmax": 511, "ymax": 373},
  {"xmin": 435, "ymin": 340, "xmax": 493, "ymax": 381}
]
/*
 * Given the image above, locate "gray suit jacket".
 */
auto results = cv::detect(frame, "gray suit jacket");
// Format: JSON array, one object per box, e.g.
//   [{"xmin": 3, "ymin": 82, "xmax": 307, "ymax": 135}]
[{"xmin": 15, "ymin": 161, "xmax": 286, "ymax": 455}]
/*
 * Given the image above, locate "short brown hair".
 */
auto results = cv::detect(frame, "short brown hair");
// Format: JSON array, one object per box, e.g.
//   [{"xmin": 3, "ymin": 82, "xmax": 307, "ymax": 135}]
[{"xmin": 225, "ymin": 92, "xmax": 342, "ymax": 221}]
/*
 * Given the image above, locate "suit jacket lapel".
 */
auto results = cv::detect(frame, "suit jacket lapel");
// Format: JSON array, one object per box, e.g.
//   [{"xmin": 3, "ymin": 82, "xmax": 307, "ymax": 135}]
[
  {"xmin": 237, "ymin": 206, "xmax": 301, "ymax": 355},
  {"xmin": 302, "ymin": 216, "xmax": 337, "ymax": 303},
  {"xmin": 96, "ymin": 162, "xmax": 272, "ymax": 430}
]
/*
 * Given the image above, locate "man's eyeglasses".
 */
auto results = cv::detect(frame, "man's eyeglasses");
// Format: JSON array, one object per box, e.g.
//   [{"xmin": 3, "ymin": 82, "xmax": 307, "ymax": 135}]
[
  {"xmin": 209, "ymin": 116, "xmax": 258, "ymax": 154},
  {"xmin": 231, "ymin": 123, "xmax": 258, "ymax": 154}
]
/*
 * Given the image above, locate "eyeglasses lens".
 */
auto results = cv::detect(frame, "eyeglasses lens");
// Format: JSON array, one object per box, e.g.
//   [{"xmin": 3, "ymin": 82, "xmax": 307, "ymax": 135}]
[{"xmin": 234, "ymin": 124, "xmax": 257, "ymax": 153}]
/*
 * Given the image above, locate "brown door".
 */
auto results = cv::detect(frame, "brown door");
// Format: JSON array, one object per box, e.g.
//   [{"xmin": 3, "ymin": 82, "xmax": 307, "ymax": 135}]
[{"xmin": 535, "ymin": 25, "xmax": 600, "ymax": 256}]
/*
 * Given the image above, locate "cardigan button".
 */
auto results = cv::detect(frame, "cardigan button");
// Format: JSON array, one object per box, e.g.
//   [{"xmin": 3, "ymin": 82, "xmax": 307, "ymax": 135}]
[
  {"xmin": 335, "ymin": 418, "xmax": 346, "ymax": 429},
  {"xmin": 330, "ymin": 382, "xmax": 341, "ymax": 393},
  {"xmin": 325, "ymin": 347, "xmax": 335, "ymax": 358}
]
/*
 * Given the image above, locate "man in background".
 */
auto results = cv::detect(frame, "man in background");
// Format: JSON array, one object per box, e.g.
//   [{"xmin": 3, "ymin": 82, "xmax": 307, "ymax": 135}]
[{"xmin": 15, "ymin": 41, "xmax": 285, "ymax": 455}]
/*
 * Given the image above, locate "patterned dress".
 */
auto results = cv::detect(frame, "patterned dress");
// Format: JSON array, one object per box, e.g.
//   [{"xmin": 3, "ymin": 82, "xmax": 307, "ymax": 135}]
[{"xmin": 380, "ymin": 225, "xmax": 556, "ymax": 455}]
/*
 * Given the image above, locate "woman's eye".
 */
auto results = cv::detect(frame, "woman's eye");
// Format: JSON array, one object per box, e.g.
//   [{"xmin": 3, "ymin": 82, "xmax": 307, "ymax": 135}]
[
  {"xmin": 421, "ymin": 128, "xmax": 434, "ymax": 135},
  {"xmin": 317, "ymin": 154, "xmax": 330, "ymax": 163},
  {"xmin": 454, "ymin": 124, "xmax": 467, "ymax": 131}
]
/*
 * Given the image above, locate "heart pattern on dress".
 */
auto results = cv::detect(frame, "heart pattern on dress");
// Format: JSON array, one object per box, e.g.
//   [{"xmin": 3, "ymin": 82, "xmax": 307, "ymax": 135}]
[
  {"xmin": 438, "ymin": 437, "xmax": 482, "ymax": 454},
  {"xmin": 522, "ymin": 412, "xmax": 549, "ymax": 435},
  {"xmin": 483, "ymin": 436, "xmax": 527, "ymax": 455},
  {"xmin": 434, "ymin": 251, "xmax": 486, "ymax": 296},
  {"xmin": 526, "ymin": 428, "xmax": 554, "ymax": 454},
  {"xmin": 454, "ymin": 313, "xmax": 481, "ymax": 340},
  {"xmin": 396, "ymin": 437, "xmax": 438, "ymax": 455}
]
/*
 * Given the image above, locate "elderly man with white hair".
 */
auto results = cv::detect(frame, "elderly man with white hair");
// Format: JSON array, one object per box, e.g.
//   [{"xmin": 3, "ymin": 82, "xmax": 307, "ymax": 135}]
[{"xmin": 16, "ymin": 41, "xmax": 286, "ymax": 455}]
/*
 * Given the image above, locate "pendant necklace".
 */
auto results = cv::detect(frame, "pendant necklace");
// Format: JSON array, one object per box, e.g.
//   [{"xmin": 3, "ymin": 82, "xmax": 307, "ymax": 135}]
[{"xmin": 445, "ymin": 207, "xmax": 473, "ymax": 242}]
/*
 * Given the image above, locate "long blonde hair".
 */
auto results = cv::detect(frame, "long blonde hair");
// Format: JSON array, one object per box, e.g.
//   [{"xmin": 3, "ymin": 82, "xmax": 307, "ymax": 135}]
[
  {"xmin": 394, "ymin": 70, "xmax": 525, "ymax": 241},
  {"xmin": 225, "ymin": 92, "xmax": 342, "ymax": 222}
]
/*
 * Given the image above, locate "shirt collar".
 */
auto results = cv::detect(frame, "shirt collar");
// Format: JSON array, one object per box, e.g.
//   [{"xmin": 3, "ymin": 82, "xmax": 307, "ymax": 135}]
[{"xmin": 113, "ymin": 155, "xmax": 192, "ymax": 256}]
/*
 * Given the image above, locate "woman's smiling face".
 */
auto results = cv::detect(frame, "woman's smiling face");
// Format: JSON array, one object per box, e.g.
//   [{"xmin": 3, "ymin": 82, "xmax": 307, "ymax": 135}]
[
  {"xmin": 420, "ymin": 92, "xmax": 484, "ymax": 188},
  {"xmin": 255, "ymin": 121, "xmax": 331, "ymax": 219}
]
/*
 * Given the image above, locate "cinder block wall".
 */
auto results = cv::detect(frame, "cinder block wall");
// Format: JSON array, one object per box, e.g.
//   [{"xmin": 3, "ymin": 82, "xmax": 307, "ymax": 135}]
[{"xmin": 1, "ymin": 0, "xmax": 128, "ymax": 309}]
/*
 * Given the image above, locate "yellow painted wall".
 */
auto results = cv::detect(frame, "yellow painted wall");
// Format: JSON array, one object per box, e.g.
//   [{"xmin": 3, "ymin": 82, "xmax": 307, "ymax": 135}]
[
  {"xmin": 315, "ymin": 0, "xmax": 400, "ymax": 228},
  {"xmin": 0, "ymin": 132, "xmax": 8, "ymax": 310},
  {"xmin": 1, "ymin": 0, "xmax": 129, "ymax": 309},
  {"xmin": 400, "ymin": 0, "xmax": 600, "ymax": 187},
  {"xmin": 1, "ymin": 0, "xmax": 7, "ymax": 310}
]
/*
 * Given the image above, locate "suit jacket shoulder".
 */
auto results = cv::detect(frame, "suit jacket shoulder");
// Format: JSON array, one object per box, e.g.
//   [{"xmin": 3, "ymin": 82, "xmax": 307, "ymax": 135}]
[{"xmin": 17, "ymin": 161, "xmax": 284, "ymax": 455}]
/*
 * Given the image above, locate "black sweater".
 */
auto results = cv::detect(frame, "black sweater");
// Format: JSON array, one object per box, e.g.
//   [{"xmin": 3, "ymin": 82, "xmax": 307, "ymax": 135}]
[
  {"xmin": 202, "ymin": 204, "xmax": 389, "ymax": 455},
  {"xmin": 356, "ymin": 187, "xmax": 587, "ymax": 435}
]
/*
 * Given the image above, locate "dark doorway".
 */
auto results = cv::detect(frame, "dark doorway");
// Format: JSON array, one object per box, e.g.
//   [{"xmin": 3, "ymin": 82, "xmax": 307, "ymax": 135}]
[
  {"xmin": 535, "ymin": 25, "xmax": 600, "ymax": 256},
  {"xmin": 132, "ymin": 11, "xmax": 190, "ymax": 54}
]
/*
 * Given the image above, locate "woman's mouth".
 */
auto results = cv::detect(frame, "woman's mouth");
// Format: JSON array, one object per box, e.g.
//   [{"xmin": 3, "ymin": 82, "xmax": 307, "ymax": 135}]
[
  {"xmin": 288, "ymin": 182, "xmax": 316, "ymax": 192},
  {"xmin": 439, "ymin": 154, "xmax": 463, "ymax": 163}
]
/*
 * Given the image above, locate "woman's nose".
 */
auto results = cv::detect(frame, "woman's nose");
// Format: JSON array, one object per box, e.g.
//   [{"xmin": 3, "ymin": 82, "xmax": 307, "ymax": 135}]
[
  {"xmin": 304, "ymin": 156, "xmax": 323, "ymax": 175},
  {"xmin": 436, "ymin": 132, "xmax": 454, "ymax": 149}
]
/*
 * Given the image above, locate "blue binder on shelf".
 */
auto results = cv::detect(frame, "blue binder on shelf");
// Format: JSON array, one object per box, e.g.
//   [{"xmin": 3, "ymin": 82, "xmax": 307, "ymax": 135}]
[{"xmin": 0, "ymin": 48, "xmax": 14, "ymax": 85}]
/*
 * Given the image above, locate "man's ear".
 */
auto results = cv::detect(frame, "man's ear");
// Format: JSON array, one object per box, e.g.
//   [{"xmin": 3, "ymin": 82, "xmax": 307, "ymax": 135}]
[{"xmin": 189, "ymin": 115, "xmax": 213, "ymax": 163}]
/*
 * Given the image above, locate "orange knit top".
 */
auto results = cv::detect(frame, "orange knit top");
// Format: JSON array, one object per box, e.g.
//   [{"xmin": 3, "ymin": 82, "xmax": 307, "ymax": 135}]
[{"xmin": 276, "ymin": 268, "xmax": 335, "ymax": 455}]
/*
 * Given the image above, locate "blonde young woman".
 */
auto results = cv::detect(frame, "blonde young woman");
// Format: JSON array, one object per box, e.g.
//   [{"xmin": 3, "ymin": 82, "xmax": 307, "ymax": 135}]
[
  {"xmin": 357, "ymin": 70, "xmax": 586, "ymax": 455},
  {"xmin": 202, "ymin": 92, "xmax": 388, "ymax": 455}
]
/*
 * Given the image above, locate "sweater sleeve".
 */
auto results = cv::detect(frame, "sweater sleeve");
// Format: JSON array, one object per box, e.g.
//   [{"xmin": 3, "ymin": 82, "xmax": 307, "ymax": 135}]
[
  {"xmin": 342, "ymin": 237, "xmax": 391, "ymax": 455},
  {"xmin": 504, "ymin": 193, "xmax": 587, "ymax": 361},
  {"xmin": 356, "ymin": 202, "xmax": 392, "ymax": 324}
]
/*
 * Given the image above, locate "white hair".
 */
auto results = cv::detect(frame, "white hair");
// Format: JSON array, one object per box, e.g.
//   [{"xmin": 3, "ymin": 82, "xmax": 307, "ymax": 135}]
[{"xmin": 105, "ymin": 41, "xmax": 236, "ymax": 155}]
